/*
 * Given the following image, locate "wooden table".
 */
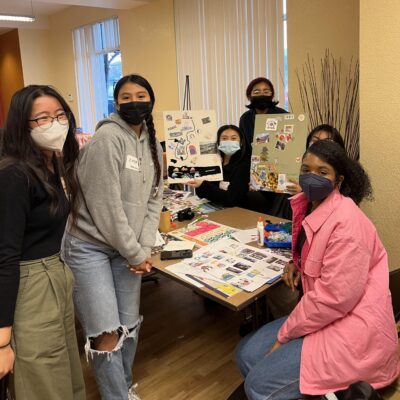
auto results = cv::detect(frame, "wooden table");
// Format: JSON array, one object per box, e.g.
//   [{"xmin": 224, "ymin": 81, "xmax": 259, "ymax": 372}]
[{"xmin": 152, "ymin": 207, "xmax": 286, "ymax": 315}]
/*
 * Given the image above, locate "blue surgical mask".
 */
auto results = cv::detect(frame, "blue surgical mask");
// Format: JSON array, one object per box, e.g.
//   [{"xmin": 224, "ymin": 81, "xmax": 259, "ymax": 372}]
[
  {"xmin": 218, "ymin": 141, "xmax": 240, "ymax": 156},
  {"xmin": 299, "ymin": 173, "xmax": 334, "ymax": 202}
]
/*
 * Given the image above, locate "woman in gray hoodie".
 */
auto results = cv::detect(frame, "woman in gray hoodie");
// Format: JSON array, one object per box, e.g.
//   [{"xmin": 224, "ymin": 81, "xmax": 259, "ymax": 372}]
[{"xmin": 63, "ymin": 74, "xmax": 163, "ymax": 400}]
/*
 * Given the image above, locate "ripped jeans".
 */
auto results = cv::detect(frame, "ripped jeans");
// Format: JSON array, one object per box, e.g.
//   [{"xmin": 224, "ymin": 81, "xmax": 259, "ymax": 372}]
[{"xmin": 62, "ymin": 233, "xmax": 142, "ymax": 400}]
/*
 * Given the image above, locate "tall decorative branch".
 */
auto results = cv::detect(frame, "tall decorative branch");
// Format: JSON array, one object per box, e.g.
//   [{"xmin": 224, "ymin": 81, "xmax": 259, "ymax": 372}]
[{"xmin": 296, "ymin": 50, "xmax": 359, "ymax": 160}]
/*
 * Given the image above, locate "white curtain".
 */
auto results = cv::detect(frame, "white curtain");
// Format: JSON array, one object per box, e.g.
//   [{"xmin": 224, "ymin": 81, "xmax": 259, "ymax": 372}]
[
  {"xmin": 174, "ymin": 0, "xmax": 285, "ymax": 127},
  {"xmin": 73, "ymin": 17, "xmax": 120, "ymax": 133}
]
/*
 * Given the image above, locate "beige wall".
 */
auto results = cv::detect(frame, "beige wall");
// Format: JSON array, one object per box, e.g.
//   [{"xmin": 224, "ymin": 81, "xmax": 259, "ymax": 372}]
[
  {"xmin": 0, "ymin": 30, "xmax": 24, "ymax": 118},
  {"xmin": 118, "ymin": 0, "xmax": 179, "ymax": 138},
  {"xmin": 18, "ymin": 0, "xmax": 178, "ymax": 138},
  {"xmin": 360, "ymin": 0, "xmax": 400, "ymax": 269},
  {"xmin": 286, "ymin": 0, "xmax": 359, "ymax": 114},
  {"xmin": 18, "ymin": 30, "xmax": 53, "ymax": 86}
]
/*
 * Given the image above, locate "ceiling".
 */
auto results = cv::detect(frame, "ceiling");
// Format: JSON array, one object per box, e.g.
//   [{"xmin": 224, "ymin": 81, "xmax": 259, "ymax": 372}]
[{"xmin": 0, "ymin": 0, "xmax": 151, "ymax": 34}]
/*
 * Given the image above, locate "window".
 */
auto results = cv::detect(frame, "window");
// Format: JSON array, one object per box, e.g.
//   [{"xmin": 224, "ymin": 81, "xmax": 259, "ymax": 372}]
[
  {"xmin": 174, "ymin": 0, "xmax": 286, "ymax": 126},
  {"xmin": 73, "ymin": 17, "xmax": 122, "ymax": 133}
]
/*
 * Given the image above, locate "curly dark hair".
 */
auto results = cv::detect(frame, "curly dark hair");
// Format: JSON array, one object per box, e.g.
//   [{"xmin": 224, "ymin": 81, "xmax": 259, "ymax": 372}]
[{"xmin": 304, "ymin": 140, "xmax": 373, "ymax": 205}]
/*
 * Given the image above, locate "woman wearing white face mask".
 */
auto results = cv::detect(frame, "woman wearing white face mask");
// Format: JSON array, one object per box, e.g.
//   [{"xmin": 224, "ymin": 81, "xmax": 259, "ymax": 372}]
[
  {"xmin": 188, "ymin": 125, "xmax": 250, "ymax": 207},
  {"xmin": 0, "ymin": 85, "xmax": 85, "ymax": 399}
]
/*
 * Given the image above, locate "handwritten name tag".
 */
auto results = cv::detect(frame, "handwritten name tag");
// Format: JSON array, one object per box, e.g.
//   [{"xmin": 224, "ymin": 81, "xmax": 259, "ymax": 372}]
[{"xmin": 126, "ymin": 155, "xmax": 140, "ymax": 171}]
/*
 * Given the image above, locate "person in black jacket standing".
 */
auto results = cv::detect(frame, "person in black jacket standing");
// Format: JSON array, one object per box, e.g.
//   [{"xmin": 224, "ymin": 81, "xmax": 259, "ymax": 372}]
[
  {"xmin": 239, "ymin": 77, "xmax": 287, "ymax": 153},
  {"xmin": 239, "ymin": 78, "xmax": 290, "ymax": 218},
  {"xmin": 188, "ymin": 125, "xmax": 250, "ymax": 207}
]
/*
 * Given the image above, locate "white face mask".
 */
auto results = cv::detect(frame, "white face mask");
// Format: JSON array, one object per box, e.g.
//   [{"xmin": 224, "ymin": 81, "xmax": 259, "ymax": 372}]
[{"xmin": 30, "ymin": 121, "xmax": 69, "ymax": 152}]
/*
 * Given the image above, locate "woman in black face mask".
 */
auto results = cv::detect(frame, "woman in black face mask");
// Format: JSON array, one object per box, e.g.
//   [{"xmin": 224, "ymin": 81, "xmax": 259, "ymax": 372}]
[
  {"xmin": 62, "ymin": 74, "xmax": 163, "ymax": 400},
  {"xmin": 239, "ymin": 77, "xmax": 287, "ymax": 152},
  {"xmin": 242, "ymin": 78, "xmax": 290, "ymax": 219}
]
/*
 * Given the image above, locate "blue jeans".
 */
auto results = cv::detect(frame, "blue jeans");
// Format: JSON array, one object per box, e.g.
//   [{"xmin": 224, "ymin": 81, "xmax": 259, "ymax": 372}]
[
  {"xmin": 236, "ymin": 317, "xmax": 305, "ymax": 400},
  {"xmin": 62, "ymin": 233, "xmax": 142, "ymax": 400}
]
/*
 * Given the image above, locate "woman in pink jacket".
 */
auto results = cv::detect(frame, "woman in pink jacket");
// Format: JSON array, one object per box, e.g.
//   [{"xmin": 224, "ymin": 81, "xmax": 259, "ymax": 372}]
[{"xmin": 236, "ymin": 140, "xmax": 400, "ymax": 399}]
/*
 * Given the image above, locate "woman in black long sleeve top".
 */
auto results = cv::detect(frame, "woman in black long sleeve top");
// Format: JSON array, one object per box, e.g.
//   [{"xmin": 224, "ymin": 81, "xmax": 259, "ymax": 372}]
[
  {"xmin": 188, "ymin": 125, "xmax": 250, "ymax": 207},
  {"xmin": 0, "ymin": 85, "xmax": 85, "ymax": 399},
  {"xmin": 239, "ymin": 77, "xmax": 291, "ymax": 219},
  {"xmin": 239, "ymin": 77, "xmax": 287, "ymax": 153}
]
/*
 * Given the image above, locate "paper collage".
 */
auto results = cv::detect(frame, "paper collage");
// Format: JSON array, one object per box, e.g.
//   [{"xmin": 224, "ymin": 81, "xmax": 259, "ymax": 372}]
[
  {"xmin": 163, "ymin": 110, "xmax": 223, "ymax": 183},
  {"xmin": 166, "ymin": 238, "xmax": 292, "ymax": 296},
  {"xmin": 250, "ymin": 113, "xmax": 308, "ymax": 193},
  {"xmin": 168, "ymin": 220, "xmax": 238, "ymax": 247}
]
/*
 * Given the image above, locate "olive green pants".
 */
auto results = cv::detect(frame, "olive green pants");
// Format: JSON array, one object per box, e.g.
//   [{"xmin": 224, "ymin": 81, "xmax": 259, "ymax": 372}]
[{"xmin": 10, "ymin": 254, "xmax": 85, "ymax": 400}]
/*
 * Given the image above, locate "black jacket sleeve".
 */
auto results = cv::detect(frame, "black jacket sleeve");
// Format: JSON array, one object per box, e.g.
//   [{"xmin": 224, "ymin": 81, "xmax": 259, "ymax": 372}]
[
  {"xmin": 0, "ymin": 168, "xmax": 30, "ymax": 327},
  {"xmin": 196, "ymin": 159, "xmax": 250, "ymax": 207},
  {"xmin": 239, "ymin": 110, "xmax": 255, "ymax": 152}
]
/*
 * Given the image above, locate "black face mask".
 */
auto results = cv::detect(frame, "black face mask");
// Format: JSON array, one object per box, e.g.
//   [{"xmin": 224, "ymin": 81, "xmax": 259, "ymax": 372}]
[
  {"xmin": 299, "ymin": 173, "xmax": 334, "ymax": 202},
  {"xmin": 248, "ymin": 95, "xmax": 275, "ymax": 110},
  {"xmin": 118, "ymin": 101, "xmax": 153, "ymax": 125}
]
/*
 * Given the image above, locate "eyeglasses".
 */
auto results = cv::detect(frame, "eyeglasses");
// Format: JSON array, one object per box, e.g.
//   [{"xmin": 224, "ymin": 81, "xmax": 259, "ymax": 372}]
[
  {"xmin": 29, "ymin": 112, "xmax": 69, "ymax": 131},
  {"xmin": 251, "ymin": 89, "xmax": 273, "ymax": 96}
]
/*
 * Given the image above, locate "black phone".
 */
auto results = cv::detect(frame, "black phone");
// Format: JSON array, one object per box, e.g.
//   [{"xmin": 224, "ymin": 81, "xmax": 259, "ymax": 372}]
[{"xmin": 160, "ymin": 249, "xmax": 193, "ymax": 260}]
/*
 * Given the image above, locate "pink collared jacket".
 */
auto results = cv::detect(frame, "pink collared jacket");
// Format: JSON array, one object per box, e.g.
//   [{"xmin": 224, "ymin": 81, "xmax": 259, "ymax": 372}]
[{"xmin": 277, "ymin": 190, "xmax": 400, "ymax": 395}]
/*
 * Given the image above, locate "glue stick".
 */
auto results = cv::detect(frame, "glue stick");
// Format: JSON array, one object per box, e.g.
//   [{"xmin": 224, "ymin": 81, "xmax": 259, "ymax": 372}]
[{"xmin": 257, "ymin": 217, "xmax": 264, "ymax": 247}]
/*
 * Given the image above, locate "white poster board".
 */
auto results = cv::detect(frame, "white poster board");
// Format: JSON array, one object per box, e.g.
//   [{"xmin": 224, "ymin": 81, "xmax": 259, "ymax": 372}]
[{"xmin": 163, "ymin": 110, "xmax": 223, "ymax": 184}]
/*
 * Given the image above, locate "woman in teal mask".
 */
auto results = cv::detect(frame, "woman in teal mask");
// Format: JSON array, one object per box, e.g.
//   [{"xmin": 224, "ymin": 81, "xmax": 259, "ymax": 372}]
[{"xmin": 188, "ymin": 124, "xmax": 250, "ymax": 207}]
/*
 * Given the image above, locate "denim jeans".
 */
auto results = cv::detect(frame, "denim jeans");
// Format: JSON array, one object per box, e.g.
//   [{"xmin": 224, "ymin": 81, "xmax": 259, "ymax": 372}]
[
  {"xmin": 63, "ymin": 233, "xmax": 142, "ymax": 400},
  {"xmin": 236, "ymin": 317, "xmax": 305, "ymax": 400}
]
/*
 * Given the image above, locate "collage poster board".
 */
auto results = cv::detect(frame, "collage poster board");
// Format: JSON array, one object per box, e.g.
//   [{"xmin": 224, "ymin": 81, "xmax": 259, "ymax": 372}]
[
  {"xmin": 250, "ymin": 113, "xmax": 308, "ymax": 193},
  {"xmin": 163, "ymin": 110, "xmax": 223, "ymax": 184}
]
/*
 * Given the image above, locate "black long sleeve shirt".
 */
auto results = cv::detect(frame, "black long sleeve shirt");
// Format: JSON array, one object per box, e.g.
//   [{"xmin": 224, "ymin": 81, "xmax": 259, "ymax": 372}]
[
  {"xmin": 196, "ymin": 156, "xmax": 250, "ymax": 207},
  {"xmin": 0, "ymin": 164, "xmax": 68, "ymax": 327}
]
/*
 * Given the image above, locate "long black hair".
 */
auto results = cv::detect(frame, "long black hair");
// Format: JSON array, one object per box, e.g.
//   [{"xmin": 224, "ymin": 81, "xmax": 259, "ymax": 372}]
[
  {"xmin": 0, "ymin": 85, "xmax": 80, "ymax": 218},
  {"xmin": 113, "ymin": 74, "xmax": 161, "ymax": 190},
  {"xmin": 217, "ymin": 124, "xmax": 247, "ymax": 164},
  {"xmin": 304, "ymin": 140, "xmax": 372, "ymax": 205},
  {"xmin": 306, "ymin": 124, "xmax": 345, "ymax": 149}
]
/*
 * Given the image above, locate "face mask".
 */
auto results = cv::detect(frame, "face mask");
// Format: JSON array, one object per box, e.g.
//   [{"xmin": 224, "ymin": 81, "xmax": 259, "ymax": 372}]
[
  {"xmin": 118, "ymin": 101, "xmax": 153, "ymax": 125},
  {"xmin": 249, "ymin": 95, "xmax": 274, "ymax": 110},
  {"xmin": 299, "ymin": 173, "xmax": 334, "ymax": 202},
  {"xmin": 30, "ymin": 121, "xmax": 69, "ymax": 152},
  {"xmin": 218, "ymin": 141, "xmax": 241, "ymax": 156}
]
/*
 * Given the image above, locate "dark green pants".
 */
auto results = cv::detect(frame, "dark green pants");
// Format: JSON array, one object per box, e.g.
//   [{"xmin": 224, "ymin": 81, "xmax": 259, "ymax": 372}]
[{"xmin": 10, "ymin": 254, "xmax": 85, "ymax": 400}]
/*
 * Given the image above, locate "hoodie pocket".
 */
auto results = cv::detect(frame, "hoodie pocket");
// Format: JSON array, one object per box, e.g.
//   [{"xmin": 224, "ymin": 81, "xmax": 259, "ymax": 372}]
[{"xmin": 121, "ymin": 168, "xmax": 143, "ymax": 205}]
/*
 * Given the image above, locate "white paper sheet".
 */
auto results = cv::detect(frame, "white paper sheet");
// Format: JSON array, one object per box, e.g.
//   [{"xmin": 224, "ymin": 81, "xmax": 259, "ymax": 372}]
[
  {"xmin": 232, "ymin": 228, "xmax": 259, "ymax": 244},
  {"xmin": 163, "ymin": 240, "xmax": 195, "ymax": 251}
]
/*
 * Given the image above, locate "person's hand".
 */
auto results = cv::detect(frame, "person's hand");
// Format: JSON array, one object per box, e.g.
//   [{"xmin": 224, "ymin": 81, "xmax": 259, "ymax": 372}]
[
  {"xmin": 286, "ymin": 179, "xmax": 302, "ymax": 195},
  {"xmin": 129, "ymin": 258, "xmax": 153, "ymax": 275},
  {"xmin": 0, "ymin": 345, "xmax": 15, "ymax": 378},
  {"xmin": 268, "ymin": 339, "xmax": 282, "ymax": 355},
  {"xmin": 282, "ymin": 261, "xmax": 301, "ymax": 292},
  {"xmin": 249, "ymin": 182, "xmax": 257, "ymax": 192},
  {"xmin": 187, "ymin": 179, "xmax": 203, "ymax": 188}
]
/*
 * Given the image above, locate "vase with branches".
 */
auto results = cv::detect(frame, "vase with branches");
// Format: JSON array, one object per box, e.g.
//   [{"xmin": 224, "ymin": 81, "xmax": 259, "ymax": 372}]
[{"xmin": 296, "ymin": 49, "xmax": 359, "ymax": 160}]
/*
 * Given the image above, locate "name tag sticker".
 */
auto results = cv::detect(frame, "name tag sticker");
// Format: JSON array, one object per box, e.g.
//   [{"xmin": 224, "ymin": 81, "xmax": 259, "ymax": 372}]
[{"xmin": 126, "ymin": 155, "xmax": 140, "ymax": 171}]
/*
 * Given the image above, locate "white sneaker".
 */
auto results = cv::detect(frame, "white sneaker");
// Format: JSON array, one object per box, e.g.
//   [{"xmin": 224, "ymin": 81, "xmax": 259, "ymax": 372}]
[{"xmin": 128, "ymin": 383, "xmax": 141, "ymax": 400}]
